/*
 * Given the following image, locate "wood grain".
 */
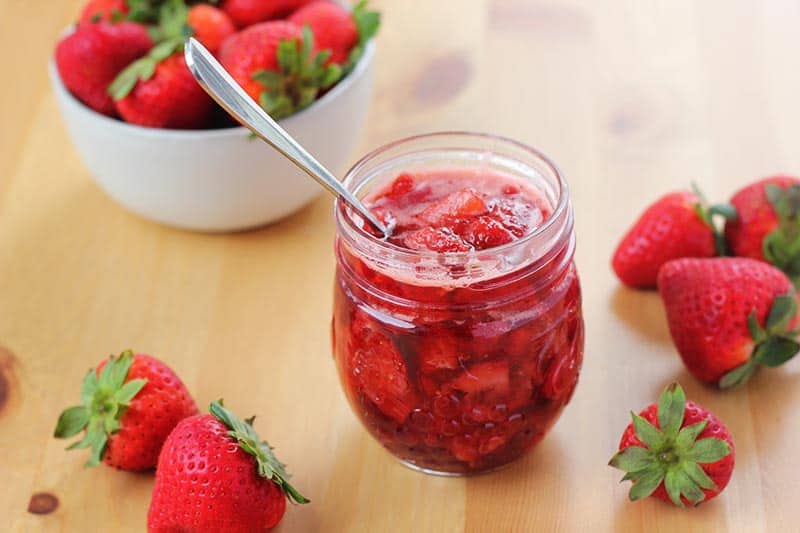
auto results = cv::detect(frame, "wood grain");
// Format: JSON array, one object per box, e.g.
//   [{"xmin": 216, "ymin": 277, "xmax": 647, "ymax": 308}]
[{"xmin": 2, "ymin": 1, "xmax": 799, "ymax": 531}]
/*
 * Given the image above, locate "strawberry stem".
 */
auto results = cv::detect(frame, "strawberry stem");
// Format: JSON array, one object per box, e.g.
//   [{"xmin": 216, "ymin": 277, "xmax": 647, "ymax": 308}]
[
  {"xmin": 252, "ymin": 27, "xmax": 343, "ymax": 119},
  {"xmin": 210, "ymin": 400, "xmax": 310, "ymax": 505},
  {"xmin": 691, "ymin": 183, "xmax": 737, "ymax": 257},
  {"xmin": 719, "ymin": 292, "xmax": 800, "ymax": 388}
]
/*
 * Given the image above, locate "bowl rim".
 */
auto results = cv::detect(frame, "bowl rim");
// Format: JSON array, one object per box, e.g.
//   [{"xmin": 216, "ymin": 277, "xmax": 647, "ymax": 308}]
[{"xmin": 49, "ymin": 35, "xmax": 375, "ymax": 139}]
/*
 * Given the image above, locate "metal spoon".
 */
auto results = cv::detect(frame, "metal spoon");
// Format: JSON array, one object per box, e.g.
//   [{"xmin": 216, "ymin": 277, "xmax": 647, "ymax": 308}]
[{"xmin": 183, "ymin": 37, "xmax": 389, "ymax": 236}]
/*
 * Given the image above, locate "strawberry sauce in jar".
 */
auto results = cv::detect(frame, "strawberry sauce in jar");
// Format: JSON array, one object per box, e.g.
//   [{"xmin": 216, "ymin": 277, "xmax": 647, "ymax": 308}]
[{"xmin": 332, "ymin": 133, "xmax": 583, "ymax": 475}]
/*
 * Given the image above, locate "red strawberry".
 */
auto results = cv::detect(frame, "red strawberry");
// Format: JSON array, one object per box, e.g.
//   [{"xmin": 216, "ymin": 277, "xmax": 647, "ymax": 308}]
[
  {"xmin": 612, "ymin": 190, "xmax": 735, "ymax": 289},
  {"xmin": 55, "ymin": 22, "xmax": 153, "ymax": 116},
  {"xmin": 219, "ymin": 22, "xmax": 342, "ymax": 119},
  {"xmin": 147, "ymin": 401, "xmax": 309, "ymax": 532},
  {"xmin": 219, "ymin": 21, "xmax": 301, "ymax": 102},
  {"xmin": 725, "ymin": 176, "xmax": 800, "ymax": 284},
  {"xmin": 610, "ymin": 383, "xmax": 734, "ymax": 507},
  {"xmin": 289, "ymin": 0, "xmax": 380, "ymax": 66},
  {"xmin": 221, "ymin": 0, "xmax": 314, "ymax": 28},
  {"xmin": 79, "ymin": 0, "xmax": 129, "ymax": 25},
  {"xmin": 658, "ymin": 257, "xmax": 800, "ymax": 387},
  {"xmin": 112, "ymin": 53, "xmax": 214, "ymax": 128},
  {"xmin": 288, "ymin": 0, "xmax": 358, "ymax": 64},
  {"xmin": 187, "ymin": 4, "xmax": 236, "ymax": 55},
  {"xmin": 54, "ymin": 350, "xmax": 198, "ymax": 471}
]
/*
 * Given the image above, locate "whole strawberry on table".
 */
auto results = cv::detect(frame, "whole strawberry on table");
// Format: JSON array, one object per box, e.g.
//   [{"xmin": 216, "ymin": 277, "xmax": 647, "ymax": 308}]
[
  {"xmin": 612, "ymin": 175, "xmax": 800, "ymax": 388},
  {"xmin": 610, "ymin": 383, "xmax": 734, "ymax": 507},
  {"xmin": 659, "ymin": 257, "xmax": 800, "ymax": 388},
  {"xmin": 55, "ymin": 0, "xmax": 380, "ymax": 129},
  {"xmin": 54, "ymin": 350, "xmax": 198, "ymax": 470},
  {"xmin": 725, "ymin": 175, "xmax": 800, "ymax": 285},
  {"xmin": 147, "ymin": 400, "xmax": 309, "ymax": 532},
  {"xmin": 611, "ymin": 187, "xmax": 736, "ymax": 289}
]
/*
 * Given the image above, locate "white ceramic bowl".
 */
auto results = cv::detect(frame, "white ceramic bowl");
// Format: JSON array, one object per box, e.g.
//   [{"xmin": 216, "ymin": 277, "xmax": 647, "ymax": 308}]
[{"xmin": 50, "ymin": 41, "xmax": 375, "ymax": 232}]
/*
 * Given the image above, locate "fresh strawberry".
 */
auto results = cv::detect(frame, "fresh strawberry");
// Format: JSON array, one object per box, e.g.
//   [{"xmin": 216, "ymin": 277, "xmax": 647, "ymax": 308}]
[
  {"xmin": 658, "ymin": 257, "xmax": 800, "ymax": 388},
  {"xmin": 187, "ymin": 4, "xmax": 236, "ymax": 55},
  {"xmin": 54, "ymin": 350, "xmax": 198, "ymax": 470},
  {"xmin": 725, "ymin": 176, "xmax": 800, "ymax": 284},
  {"xmin": 289, "ymin": 0, "xmax": 380, "ymax": 68},
  {"xmin": 219, "ymin": 21, "xmax": 301, "ymax": 102},
  {"xmin": 221, "ymin": 0, "xmax": 313, "ymax": 28},
  {"xmin": 610, "ymin": 383, "xmax": 734, "ymax": 507},
  {"xmin": 112, "ymin": 53, "xmax": 214, "ymax": 128},
  {"xmin": 219, "ymin": 22, "xmax": 342, "ymax": 119},
  {"xmin": 612, "ymin": 190, "xmax": 735, "ymax": 289},
  {"xmin": 288, "ymin": 0, "xmax": 358, "ymax": 64},
  {"xmin": 79, "ymin": 0, "xmax": 129, "ymax": 25},
  {"xmin": 147, "ymin": 401, "xmax": 309, "ymax": 532},
  {"xmin": 55, "ymin": 22, "xmax": 153, "ymax": 116}
]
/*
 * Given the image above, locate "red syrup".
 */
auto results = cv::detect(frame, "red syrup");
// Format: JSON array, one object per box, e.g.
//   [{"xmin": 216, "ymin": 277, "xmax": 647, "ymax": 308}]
[{"xmin": 333, "ymin": 148, "xmax": 584, "ymax": 475}]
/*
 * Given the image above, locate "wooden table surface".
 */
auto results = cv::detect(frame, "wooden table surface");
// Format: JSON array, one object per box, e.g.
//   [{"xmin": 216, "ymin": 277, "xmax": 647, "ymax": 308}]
[{"xmin": 3, "ymin": 0, "xmax": 800, "ymax": 531}]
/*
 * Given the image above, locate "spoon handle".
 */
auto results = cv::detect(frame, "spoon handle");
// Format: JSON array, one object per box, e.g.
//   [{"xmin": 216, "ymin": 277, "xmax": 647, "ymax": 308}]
[{"xmin": 184, "ymin": 37, "xmax": 388, "ymax": 236}]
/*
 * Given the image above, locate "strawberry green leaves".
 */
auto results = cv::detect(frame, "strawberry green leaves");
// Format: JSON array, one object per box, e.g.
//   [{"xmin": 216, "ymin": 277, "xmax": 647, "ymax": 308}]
[
  {"xmin": 54, "ymin": 350, "xmax": 147, "ymax": 466},
  {"xmin": 657, "ymin": 382, "xmax": 685, "ymax": 438},
  {"xmin": 126, "ymin": 0, "xmax": 166, "ymax": 23},
  {"xmin": 344, "ymin": 0, "xmax": 381, "ymax": 74},
  {"xmin": 108, "ymin": 37, "xmax": 184, "ymax": 99},
  {"xmin": 252, "ymin": 27, "xmax": 342, "ymax": 120},
  {"xmin": 108, "ymin": 0, "xmax": 193, "ymax": 100},
  {"xmin": 609, "ymin": 383, "xmax": 732, "ymax": 507},
  {"xmin": 54, "ymin": 406, "xmax": 91, "ymax": 438},
  {"xmin": 763, "ymin": 183, "xmax": 800, "ymax": 286},
  {"xmin": 720, "ymin": 292, "xmax": 800, "ymax": 389},
  {"xmin": 210, "ymin": 400, "xmax": 310, "ymax": 505}
]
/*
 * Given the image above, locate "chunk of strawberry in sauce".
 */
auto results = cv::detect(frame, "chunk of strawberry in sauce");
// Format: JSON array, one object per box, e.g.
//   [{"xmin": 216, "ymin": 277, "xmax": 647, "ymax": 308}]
[
  {"xmin": 417, "ymin": 336, "xmax": 462, "ymax": 373},
  {"xmin": 403, "ymin": 227, "xmax": 471, "ymax": 252},
  {"xmin": 419, "ymin": 188, "xmax": 489, "ymax": 225},
  {"xmin": 350, "ymin": 313, "xmax": 416, "ymax": 423},
  {"xmin": 489, "ymin": 196, "xmax": 545, "ymax": 238},
  {"xmin": 386, "ymin": 173, "xmax": 415, "ymax": 198},
  {"xmin": 447, "ymin": 360, "xmax": 510, "ymax": 396},
  {"xmin": 367, "ymin": 171, "xmax": 550, "ymax": 253},
  {"xmin": 460, "ymin": 216, "xmax": 515, "ymax": 249}
]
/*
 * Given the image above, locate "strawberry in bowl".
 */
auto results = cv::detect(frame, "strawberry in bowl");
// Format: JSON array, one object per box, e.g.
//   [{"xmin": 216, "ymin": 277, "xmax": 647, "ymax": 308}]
[{"xmin": 51, "ymin": 0, "xmax": 380, "ymax": 232}]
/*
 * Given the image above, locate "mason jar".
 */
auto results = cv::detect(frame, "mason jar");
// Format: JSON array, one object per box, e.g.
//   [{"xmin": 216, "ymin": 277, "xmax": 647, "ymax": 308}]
[{"xmin": 332, "ymin": 132, "xmax": 584, "ymax": 475}]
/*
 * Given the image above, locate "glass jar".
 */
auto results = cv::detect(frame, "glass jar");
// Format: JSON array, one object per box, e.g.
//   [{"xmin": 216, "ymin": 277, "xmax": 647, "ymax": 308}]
[{"xmin": 332, "ymin": 132, "xmax": 584, "ymax": 475}]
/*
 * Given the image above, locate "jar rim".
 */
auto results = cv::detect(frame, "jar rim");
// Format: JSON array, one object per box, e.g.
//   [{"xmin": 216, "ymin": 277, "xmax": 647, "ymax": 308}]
[{"xmin": 335, "ymin": 131, "xmax": 570, "ymax": 263}]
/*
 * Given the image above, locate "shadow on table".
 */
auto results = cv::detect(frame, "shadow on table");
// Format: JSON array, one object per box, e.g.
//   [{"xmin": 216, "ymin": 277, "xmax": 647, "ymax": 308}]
[
  {"xmin": 610, "ymin": 285, "xmax": 672, "ymax": 346},
  {"xmin": 612, "ymin": 488, "xmax": 727, "ymax": 531},
  {"xmin": 217, "ymin": 195, "xmax": 333, "ymax": 243},
  {"xmin": 460, "ymin": 435, "xmax": 566, "ymax": 528},
  {"xmin": 663, "ymin": 365, "xmax": 800, "ymax": 454}
]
